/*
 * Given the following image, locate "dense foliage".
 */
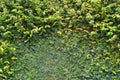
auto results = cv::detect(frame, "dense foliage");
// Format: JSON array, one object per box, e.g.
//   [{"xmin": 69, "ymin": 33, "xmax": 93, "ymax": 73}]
[
  {"xmin": 0, "ymin": 0, "xmax": 120, "ymax": 79},
  {"xmin": 0, "ymin": 0, "xmax": 120, "ymax": 40},
  {"xmin": 0, "ymin": 40, "xmax": 16, "ymax": 79}
]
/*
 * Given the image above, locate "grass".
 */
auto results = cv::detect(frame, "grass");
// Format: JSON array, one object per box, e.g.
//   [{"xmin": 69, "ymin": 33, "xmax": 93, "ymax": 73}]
[{"xmin": 11, "ymin": 32, "xmax": 120, "ymax": 80}]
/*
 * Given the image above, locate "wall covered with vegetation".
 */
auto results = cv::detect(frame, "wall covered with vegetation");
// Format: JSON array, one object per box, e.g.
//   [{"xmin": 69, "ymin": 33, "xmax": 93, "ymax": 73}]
[{"xmin": 0, "ymin": 0, "xmax": 120, "ymax": 79}]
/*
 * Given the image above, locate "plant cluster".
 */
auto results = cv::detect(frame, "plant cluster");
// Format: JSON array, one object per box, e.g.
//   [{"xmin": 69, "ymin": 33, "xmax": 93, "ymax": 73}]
[
  {"xmin": 0, "ymin": 40, "xmax": 16, "ymax": 79},
  {"xmin": 0, "ymin": 0, "xmax": 120, "ymax": 79}
]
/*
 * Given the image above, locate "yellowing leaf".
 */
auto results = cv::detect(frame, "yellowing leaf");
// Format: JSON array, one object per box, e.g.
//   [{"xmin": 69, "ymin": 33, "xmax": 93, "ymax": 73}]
[
  {"xmin": 57, "ymin": 31, "xmax": 62, "ymax": 36},
  {"xmin": 0, "ymin": 74, "xmax": 7, "ymax": 79},
  {"xmin": 0, "ymin": 47, "xmax": 4, "ymax": 53},
  {"xmin": 11, "ymin": 56, "xmax": 17, "ymax": 61},
  {"xmin": 112, "ymin": 71, "xmax": 116, "ymax": 75},
  {"xmin": 0, "ymin": 68, "xmax": 3, "ymax": 73}
]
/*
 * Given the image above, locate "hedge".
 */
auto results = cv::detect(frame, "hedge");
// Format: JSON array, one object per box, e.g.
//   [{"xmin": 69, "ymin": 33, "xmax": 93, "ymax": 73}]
[{"xmin": 0, "ymin": 0, "xmax": 120, "ymax": 79}]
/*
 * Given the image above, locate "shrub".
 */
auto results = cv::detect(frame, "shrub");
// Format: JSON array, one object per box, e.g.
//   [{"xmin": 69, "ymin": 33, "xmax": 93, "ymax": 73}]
[
  {"xmin": 0, "ymin": 40, "xmax": 16, "ymax": 79},
  {"xmin": 0, "ymin": 0, "xmax": 119, "ymax": 43},
  {"xmin": 0, "ymin": 0, "xmax": 120, "ymax": 79}
]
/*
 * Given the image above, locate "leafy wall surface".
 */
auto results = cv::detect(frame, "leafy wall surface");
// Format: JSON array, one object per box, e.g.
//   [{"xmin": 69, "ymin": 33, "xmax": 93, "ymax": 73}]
[{"xmin": 0, "ymin": 0, "xmax": 120, "ymax": 79}]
